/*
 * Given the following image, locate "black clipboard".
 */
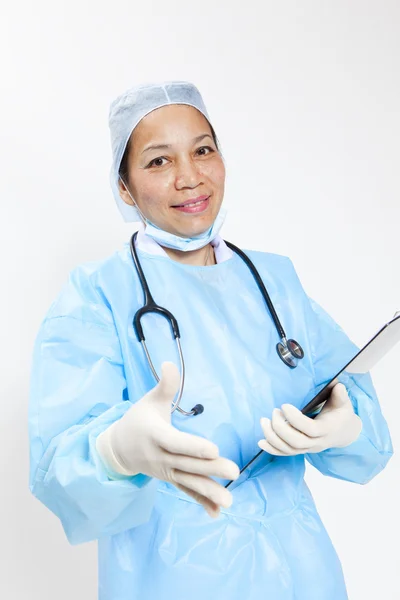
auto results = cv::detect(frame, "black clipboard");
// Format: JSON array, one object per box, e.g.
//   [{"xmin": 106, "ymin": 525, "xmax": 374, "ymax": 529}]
[{"xmin": 225, "ymin": 312, "xmax": 400, "ymax": 489}]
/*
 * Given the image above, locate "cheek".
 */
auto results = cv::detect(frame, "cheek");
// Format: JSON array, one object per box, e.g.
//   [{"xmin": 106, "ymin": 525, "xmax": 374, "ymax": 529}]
[
  {"xmin": 217, "ymin": 167, "xmax": 226, "ymax": 187},
  {"xmin": 148, "ymin": 173, "xmax": 175, "ymax": 195},
  {"xmin": 138, "ymin": 180, "xmax": 169, "ymax": 209},
  {"xmin": 205, "ymin": 161, "xmax": 225, "ymax": 188}
]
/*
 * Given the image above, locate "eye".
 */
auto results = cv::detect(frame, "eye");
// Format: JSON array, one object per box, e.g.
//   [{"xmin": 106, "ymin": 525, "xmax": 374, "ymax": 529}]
[
  {"xmin": 146, "ymin": 156, "xmax": 168, "ymax": 168},
  {"xmin": 196, "ymin": 146, "xmax": 214, "ymax": 156}
]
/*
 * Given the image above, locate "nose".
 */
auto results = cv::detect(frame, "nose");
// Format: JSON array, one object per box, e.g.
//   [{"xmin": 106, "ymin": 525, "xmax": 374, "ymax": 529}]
[{"xmin": 175, "ymin": 156, "xmax": 203, "ymax": 189}]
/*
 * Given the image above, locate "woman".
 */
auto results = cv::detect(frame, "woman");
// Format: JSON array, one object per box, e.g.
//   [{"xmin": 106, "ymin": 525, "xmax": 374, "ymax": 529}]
[{"xmin": 29, "ymin": 81, "xmax": 393, "ymax": 600}]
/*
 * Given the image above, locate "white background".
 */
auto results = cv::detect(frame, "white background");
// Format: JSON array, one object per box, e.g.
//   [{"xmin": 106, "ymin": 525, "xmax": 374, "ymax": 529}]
[{"xmin": 1, "ymin": 1, "xmax": 399, "ymax": 598}]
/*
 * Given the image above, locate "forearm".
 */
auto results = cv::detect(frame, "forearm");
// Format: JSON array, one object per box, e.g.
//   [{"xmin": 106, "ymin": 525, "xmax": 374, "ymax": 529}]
[
  {"xmin": 306, "ymin": 372, "xmax": 393, "ymax": 484},
  {"xmin": 30, "ymin": 401, "xmax": 157, "ymax": 545}
]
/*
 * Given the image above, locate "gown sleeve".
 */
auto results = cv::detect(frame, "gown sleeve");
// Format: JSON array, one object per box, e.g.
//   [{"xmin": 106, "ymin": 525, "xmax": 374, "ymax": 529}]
[
  {"xmin": 302, "ymin": 292, "xmax": 394, "ymax": 484},
  {"xmin": 28, "ymin": 269, "xmax": 159, "ymax": 545}
]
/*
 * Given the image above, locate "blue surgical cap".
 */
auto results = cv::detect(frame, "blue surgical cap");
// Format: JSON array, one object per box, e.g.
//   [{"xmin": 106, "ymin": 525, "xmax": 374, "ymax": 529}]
[{"xmin": 109, "ymin": 80, "xmax": 213, "ymax": 222}]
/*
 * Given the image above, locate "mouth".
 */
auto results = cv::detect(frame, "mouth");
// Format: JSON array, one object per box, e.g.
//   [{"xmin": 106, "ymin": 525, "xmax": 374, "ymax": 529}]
[{"xmin": 172, "ymin": 195, "xmax": 210, "ymax": 214}]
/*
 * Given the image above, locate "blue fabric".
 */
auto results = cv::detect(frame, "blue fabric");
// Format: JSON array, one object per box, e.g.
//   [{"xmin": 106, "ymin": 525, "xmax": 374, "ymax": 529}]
[{"xmin": 29, "ymin": 242, "xmax": 393, "ymax": 600}]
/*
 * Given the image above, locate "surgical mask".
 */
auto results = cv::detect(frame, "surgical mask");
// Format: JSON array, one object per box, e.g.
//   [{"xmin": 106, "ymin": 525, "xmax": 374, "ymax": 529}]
[
  {"xmin": 143, "ymin": 206, "xmax": 227, "ymax": 251},
  {"xmin": 123, "ymin": 183, "xmax": 227, "ymax": 251}
]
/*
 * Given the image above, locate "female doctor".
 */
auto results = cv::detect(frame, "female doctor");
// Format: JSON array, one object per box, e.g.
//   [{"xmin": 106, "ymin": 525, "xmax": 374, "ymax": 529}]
[{"xmin": 29, "ymin": 81, "xmax": 393, "ymax": 600}]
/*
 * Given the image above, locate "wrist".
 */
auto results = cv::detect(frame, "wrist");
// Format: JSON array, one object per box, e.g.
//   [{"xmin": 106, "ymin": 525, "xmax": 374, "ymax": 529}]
[
  {"xmin": 335, "ymin": 414, "xmax": 363, "ymax": 448},
  {"xmin": 96, "ymin": 423, "xmax": 139, "ymax": 477}
]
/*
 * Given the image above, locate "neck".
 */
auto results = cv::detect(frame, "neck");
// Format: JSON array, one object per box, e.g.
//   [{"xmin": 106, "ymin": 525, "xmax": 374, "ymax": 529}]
[{"xmin": 162, "ymin": 243, "xmax": 216, "ymax": 266}]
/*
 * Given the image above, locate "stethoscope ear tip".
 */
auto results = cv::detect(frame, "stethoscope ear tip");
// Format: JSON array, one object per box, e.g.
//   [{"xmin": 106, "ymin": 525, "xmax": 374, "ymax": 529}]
[{"xmin": 191, "ymin": 404, "xmax": 204, "ymax": 416}]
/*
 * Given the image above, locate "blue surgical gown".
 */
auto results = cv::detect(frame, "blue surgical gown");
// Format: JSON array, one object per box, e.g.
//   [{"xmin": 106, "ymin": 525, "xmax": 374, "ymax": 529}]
[{"xmin": 29, "ymin": 242, "xmax": 393, "ymax": 600}]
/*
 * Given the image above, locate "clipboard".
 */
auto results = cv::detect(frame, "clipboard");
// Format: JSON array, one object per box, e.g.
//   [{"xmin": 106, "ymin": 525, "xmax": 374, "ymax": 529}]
[{"xmin": 225, "ymin": 312, "xmax": 400, "ymax": 489}]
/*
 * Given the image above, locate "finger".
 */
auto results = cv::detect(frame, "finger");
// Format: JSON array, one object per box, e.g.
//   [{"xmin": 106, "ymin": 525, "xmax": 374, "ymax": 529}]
[
  {"xmin": 257, "ymin": 438, "xmax": 287, "ymax": 456},
  {"xmin": 326, "ymin": 383, "xmax": 349, "ymax": 409},
  {"xmin": 164, "ymin": 453, "xmax": 240, "ymax": 481},
  {"xmin": 271, "ymin": 408, "xmax": 317, "ymax": 450},
  {"xmin": 173, "ymin": 482, "xmax": 221, "ymax": 518},
  {"xmin": 172, "ymin": 470, "xmax": 233, "ymax": 509},
  {"xmin": 153, "ymin": 362, "xmax": 181, "ymax": 399},
  {"xmin": 158, "ymin": 427, "xmax": 220, "ymax": 460},
  {"xmin": 281, "ymin": 404, "xmax": 328, "ymax": 437},
  {"xmin": 260, "ymin": 417, "xmax": 298, "ymax": 455}
]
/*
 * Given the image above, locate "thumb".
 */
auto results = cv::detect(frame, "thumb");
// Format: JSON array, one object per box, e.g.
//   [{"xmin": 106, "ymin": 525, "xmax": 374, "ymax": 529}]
[
  {"xmin": 328, "ymin": 383, "xmax": 350, "ymax": 409},
  {"xmin": 152, "ymin": 361, "xmax": 181, "ymax": 401}
]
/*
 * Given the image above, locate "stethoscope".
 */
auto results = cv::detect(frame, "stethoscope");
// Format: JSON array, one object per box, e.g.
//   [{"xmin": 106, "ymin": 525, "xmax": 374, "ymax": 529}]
[{"xmin": 129, "ymin": 231, "xmax": 304, "ymax": 417}]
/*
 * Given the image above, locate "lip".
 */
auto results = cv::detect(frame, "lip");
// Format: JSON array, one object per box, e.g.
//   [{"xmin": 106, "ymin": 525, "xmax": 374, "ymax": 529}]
[
  {"xmin": 172, "ymin": 195, "xmax": 210, "ymax": 208},
  {"xmin": 172, "ymin": 196, "xmax": 210, "ymax": 214}
]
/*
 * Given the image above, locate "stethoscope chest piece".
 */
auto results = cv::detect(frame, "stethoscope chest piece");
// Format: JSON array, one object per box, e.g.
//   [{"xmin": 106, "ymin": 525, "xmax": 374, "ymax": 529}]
[{"xmin": 276, "ymin": 338, "xmax": 305, "ymax": 368}]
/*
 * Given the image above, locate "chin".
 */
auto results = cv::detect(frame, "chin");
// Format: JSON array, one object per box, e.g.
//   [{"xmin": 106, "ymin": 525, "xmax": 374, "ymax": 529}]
[
  {"xmin": 179, "ymin": 222, "xmax": 212, "ymax": 238},
  {"xmin": 168, "ymin": 204, "xmax": 221, "ymax": 237},
  {"xmin": 180, "ymin": 212, "xmax": 218, "ymax": 233}
]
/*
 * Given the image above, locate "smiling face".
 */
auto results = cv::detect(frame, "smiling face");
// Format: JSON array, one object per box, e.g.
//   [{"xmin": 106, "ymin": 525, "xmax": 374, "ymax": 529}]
[{"xmin": 118, "ymin": 104, "xmax": 226, "ymax": 238}]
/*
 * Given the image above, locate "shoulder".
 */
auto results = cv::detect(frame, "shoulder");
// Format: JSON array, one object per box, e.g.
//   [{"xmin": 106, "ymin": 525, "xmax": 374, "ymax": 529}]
[
  {"xmin": 241, "ymin": 248, "xmax": 299, "ymax": 280},
  {"xmin": 44, "ymin": 244, "xmax": 131, "ymax": 326},
  {"xmin": 236, "ymin": 247, "xmax": 308, "ymax": 301}
]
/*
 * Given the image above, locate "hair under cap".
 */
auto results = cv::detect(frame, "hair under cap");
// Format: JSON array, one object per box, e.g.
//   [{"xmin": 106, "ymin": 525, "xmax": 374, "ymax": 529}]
[{"xmin": 109, "ymin": 80, "xmax": 213, "ymax": 222}]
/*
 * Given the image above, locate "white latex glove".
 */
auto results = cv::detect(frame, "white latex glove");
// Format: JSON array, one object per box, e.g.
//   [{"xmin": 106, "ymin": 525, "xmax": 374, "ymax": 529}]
[
  {"xmin": 96, "ymin": 362, "xmax": 240, "ymax": 518},
  {"xmin": 258, "ymin": 383, "xmax": 363, "ymax": 456}
]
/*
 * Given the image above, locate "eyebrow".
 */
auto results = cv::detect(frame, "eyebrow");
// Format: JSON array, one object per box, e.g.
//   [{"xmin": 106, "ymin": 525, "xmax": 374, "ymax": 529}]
[{"xmin": 141, "ymin": 133, "xmax": 213, "ymax": 155}]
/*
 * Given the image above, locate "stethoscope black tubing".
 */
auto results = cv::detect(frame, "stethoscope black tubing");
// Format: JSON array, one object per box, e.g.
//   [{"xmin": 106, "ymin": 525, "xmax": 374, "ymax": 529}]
[
  {"xmin": 129, "ymin": 232, "xmax": 304, "ymax": 483},
  {"xmin": 130, "ymin": 232, "xmax": 288, "ymax": 345},
  {"xmin": 130, "ymin": 232, "xmax": 181, "ymax": 342},
  {"xmin": 130, "ymin": 232, "xmax": 154, "ymax": 305},
  {"xmin": 223, "ymin": 240, "xmax": 287, "ymax": 341}
]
